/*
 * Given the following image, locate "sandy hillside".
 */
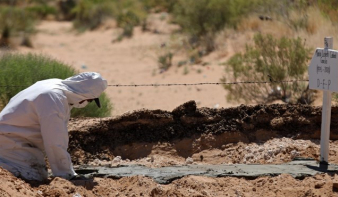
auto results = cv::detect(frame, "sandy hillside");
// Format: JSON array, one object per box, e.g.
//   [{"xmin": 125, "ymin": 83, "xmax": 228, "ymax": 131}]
[{"xmin": 18, "ymin": 18, "xmax": 237, "ymax": 117}]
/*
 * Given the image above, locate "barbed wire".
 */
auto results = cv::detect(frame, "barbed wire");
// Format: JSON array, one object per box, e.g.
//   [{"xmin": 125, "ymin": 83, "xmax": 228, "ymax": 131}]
[
  {"xmin": 0, "ymin": 79, "xmax": 309, "ymax": 88},
  {"xmin": 107, "ymin": 79, "xmax": 309, "ymax": 87},
  {"xmin": 0, "ymin": 85, "xmax": 28, "ymax": 88}
]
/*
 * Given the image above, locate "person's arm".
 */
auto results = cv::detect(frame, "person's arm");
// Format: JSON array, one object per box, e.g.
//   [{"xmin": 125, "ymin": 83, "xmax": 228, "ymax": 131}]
[
  {"xmin": 37, "ymin": 92, "xmax": 77, "ymax": 180},
  {"xmin": 39, "ymin": 113, "xmax": 77, "ymax": 179}
]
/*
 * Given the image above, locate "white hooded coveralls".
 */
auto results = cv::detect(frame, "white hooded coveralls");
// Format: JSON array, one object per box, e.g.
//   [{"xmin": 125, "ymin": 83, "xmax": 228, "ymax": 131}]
[{"xmin": 0, "ymin": 72, "xmax": 107, "ymax": 181}]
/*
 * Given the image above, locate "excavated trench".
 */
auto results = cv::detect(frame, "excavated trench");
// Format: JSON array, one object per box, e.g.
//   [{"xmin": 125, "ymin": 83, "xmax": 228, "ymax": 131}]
[{"xmin": 68, "ymin": 100, "xmax": 338, "ymax": 165}]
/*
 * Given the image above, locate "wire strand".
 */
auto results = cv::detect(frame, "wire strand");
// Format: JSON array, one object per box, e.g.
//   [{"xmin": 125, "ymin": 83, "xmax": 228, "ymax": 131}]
[
  {"xmin": 0, "ymin": 79, "xmax": 309, "ymax": 88},
  {"xmin": 106, "ymin": 79, "xmax": 309, "ymax": 87}
]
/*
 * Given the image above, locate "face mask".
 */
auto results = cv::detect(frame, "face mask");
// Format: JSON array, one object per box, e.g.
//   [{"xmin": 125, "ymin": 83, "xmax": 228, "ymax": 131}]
[{"xmin": 72, "ymin": 100, "xmax": 89, "ymax": 108}]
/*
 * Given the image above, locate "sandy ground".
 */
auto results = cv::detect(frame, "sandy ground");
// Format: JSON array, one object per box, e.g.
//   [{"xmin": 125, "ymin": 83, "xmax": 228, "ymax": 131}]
[
  {"xmin": 18, "ymin": 18, "xmax": 236, "ymax": 117},
  {"xmin": 2, "ymin": 167, "xmax": 338, "ymax": 197}
]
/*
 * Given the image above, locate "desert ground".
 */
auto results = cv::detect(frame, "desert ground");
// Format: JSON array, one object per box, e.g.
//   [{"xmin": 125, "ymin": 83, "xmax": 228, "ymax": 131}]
[
  {"xmin": 1, "ymin": 17, "xmax": 338, "ymax": 197},
  {"xmin": 18, "ymin": 17, "xmax": 235, "ymax": 116}
]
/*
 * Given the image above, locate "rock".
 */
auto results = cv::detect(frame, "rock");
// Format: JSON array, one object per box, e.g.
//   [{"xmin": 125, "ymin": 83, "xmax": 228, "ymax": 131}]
[
  {"xmin": 73, "ymin": 193, "xmax": 82, "ymax": 197},
  {"xmin": 315, "ymin": 181, "xmax": 325, "ymax": 188},
  {"xmin": 93, "ymin": 159, "xmax": 100, "ymax": 165},
  {"xmin": 186, "ymin": 157, "xmax": 194, "ymax": 164},
  {"xmin": 146, "ymin": 157, "xmax": 154, "ymax": 162},
  {"xmin": 291, "ymin": 150, "xmax": 300, "ymax": 158},
  {"xmin": 113, "ymin": 156, "xmax": 122, "ymax": 163}
]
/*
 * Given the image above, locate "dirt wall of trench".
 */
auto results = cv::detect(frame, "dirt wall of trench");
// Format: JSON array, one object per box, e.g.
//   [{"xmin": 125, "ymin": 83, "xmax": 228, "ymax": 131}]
[{"xmin": 68, "ymin": 101, "xmax": 338, "ymax": 164}]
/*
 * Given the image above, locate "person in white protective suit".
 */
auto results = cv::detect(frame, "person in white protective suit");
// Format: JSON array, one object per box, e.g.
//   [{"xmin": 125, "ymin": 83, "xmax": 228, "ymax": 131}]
[{"xmin": 0, "ymin": 72, "xmax": 107, "ymax": 181}]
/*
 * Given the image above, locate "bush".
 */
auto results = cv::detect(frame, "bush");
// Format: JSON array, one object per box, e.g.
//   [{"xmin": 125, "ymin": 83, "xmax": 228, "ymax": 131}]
[
  {"xmin": 116, "ymin": 10, "xmax": 140, "ymax": 38},
  {"xmin": 172, "ymin": 0, "xmax": 230, "ymax": 52},
  {"xmin": 114, "ymin": 0, "xmax": 147, "ymax": 40},
  {"xmin": 72, "ymin": 0, "xmax": 147, "ymax": 38},
  {"xmin": 116, "ymin": 0, "xmax": 147, "ymax": 26},
  {"xmin": 0, "ymin": 6, "xmax": 36, "ymax": 47},
  {"xmin": 72, "ymin": 0, "xmax": 115, "ymax": 30},
  {"xmin": 0, "ymin": 53, "xmax": 112, "ymax": 117},
  {"xmin": 58, "ymin": 0, "xmax": 77, "ymax": 20},
  {"xmin": 142, "ymin": 0, "xmax": 178, "ymax": 12},
  {"xmin": 158, "ymin": 52, "xmax": 173, "ymax": 70},
  {"xmin": 172, "ymin": 0, "xmax": 262, "ymax": 53},
  {"xmin": 221, "ymin": 34, "xmax": 313, "ymax": 104},
  {"xmin": 71, "ymin": 93, "xmax": 112, "ymax": 117},
  {"xmin": 26, "ymin": 4, "xmax": 57, "ymax": 19}
]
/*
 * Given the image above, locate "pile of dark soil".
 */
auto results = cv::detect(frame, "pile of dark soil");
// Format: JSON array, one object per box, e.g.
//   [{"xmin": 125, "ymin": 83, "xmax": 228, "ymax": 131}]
[{"xmin": 68, "ymin": 101, "xmax": 337, "ymax": 164}]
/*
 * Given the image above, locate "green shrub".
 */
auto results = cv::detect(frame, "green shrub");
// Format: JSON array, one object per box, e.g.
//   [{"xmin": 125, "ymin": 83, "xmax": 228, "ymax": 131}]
[
  {"xmin": 0, "ymin": 6, "xmax": 36, "ymax": 37},
  {"xmin": 173, "ymin": 0, "xmax": 231, "ymax": 39},
  {"xmin": 116, "ymin": 0, "xmax": 146, "ymax": 26},
  {"xmin": 72, "ymin": 0, "xmax": 115, "ymax": 30},
  {"xmin": 115, "ymin": 10, "xmax": 139, "ymax": 38},
  {"xmin": 221, "ymin": 34, "xmax": 313, "ymax": 104},
  {"xmin": 58, "ymin": 0, "xmax": 77, "ymax": 20},
  {"xmin": 117, "ymin": 10, "xmax": 141, "ymax": 28},
  {"xmin": 72, "ymin": 0, "xmax": 147, "ymax": 37},
  {"xmin": 158, "ymin": 52, "xmax": 173, "ymax": 70},
  {"xmin": 0, "ymin": 53, "xmax": 112, "ymax": 117},
  {"xmin": 141, "ymin": 0, "xmax": 178, "ymax": 12},
  {"xmin": 172, "ymin": 0, "xmax": 262, "ymax": 53},
  {"xmin": 71, "ymin": 93, "xmax": 112, "ymax": 117},
  {"xmin": 114, "ymin": 0, "xmax": 147, "ymax": 40},
  {"xmin": 26, "ymin": 4, "xmax": 57, "ymax": 19}
]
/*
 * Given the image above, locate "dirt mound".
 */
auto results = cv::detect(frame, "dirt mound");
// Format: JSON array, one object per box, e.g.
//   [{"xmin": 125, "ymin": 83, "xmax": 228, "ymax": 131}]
[
  {"xmin": 68, "ymin": 100, "xmax": 335, "ymax": 165},
  {"xmin": 0, "ymin": 167, "xmax": 37, "ymax": 196}
]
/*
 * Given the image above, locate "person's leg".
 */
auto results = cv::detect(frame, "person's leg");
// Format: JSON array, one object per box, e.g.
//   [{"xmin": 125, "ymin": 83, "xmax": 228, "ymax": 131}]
[
  {"xmin": 0, "ymin": 136, "xmax": 48, "ymax": 181},
  {"xmin": 0, "ymin": 158, "xmax": 21, "ymax": 177},
  {"xmin": 0, "ymin": 147, "xmax": 48, "ymax": 181}
]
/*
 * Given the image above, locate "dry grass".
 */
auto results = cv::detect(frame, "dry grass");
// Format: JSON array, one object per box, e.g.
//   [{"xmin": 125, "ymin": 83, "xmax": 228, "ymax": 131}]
[
  {"xmin": 211, "ymin": 6, "xmax": 338, "ymax": 106},
  {"xmin": 295, "ymin": 8, "xmax": 338, "ymax": 49},
  {"xmin": 215, "ymin": 7, "xmax": 338, "ymax": 57},
  {"xmin": 236, "ymin": 17, "xmax": 261, "ymax": 32},
  {"xmin": 305, "ymin": 8, "xmax": 320, "ymax": 35},
  {"xmin": 145, "ymin": 6, "xmax": 338, "ymax": 74}
]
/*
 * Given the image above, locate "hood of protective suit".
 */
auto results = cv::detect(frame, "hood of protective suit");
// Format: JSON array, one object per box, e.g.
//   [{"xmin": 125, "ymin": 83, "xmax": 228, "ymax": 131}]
[{"xmin": 60, "ymin": 72, "xmax": 107, "ymax": 107}]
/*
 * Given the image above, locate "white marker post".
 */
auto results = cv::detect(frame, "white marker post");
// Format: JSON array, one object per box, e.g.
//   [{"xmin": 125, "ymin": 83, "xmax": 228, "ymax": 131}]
[{"xmin": 309, "ymin": 37, "xmax": 338, "ymax": 164}]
